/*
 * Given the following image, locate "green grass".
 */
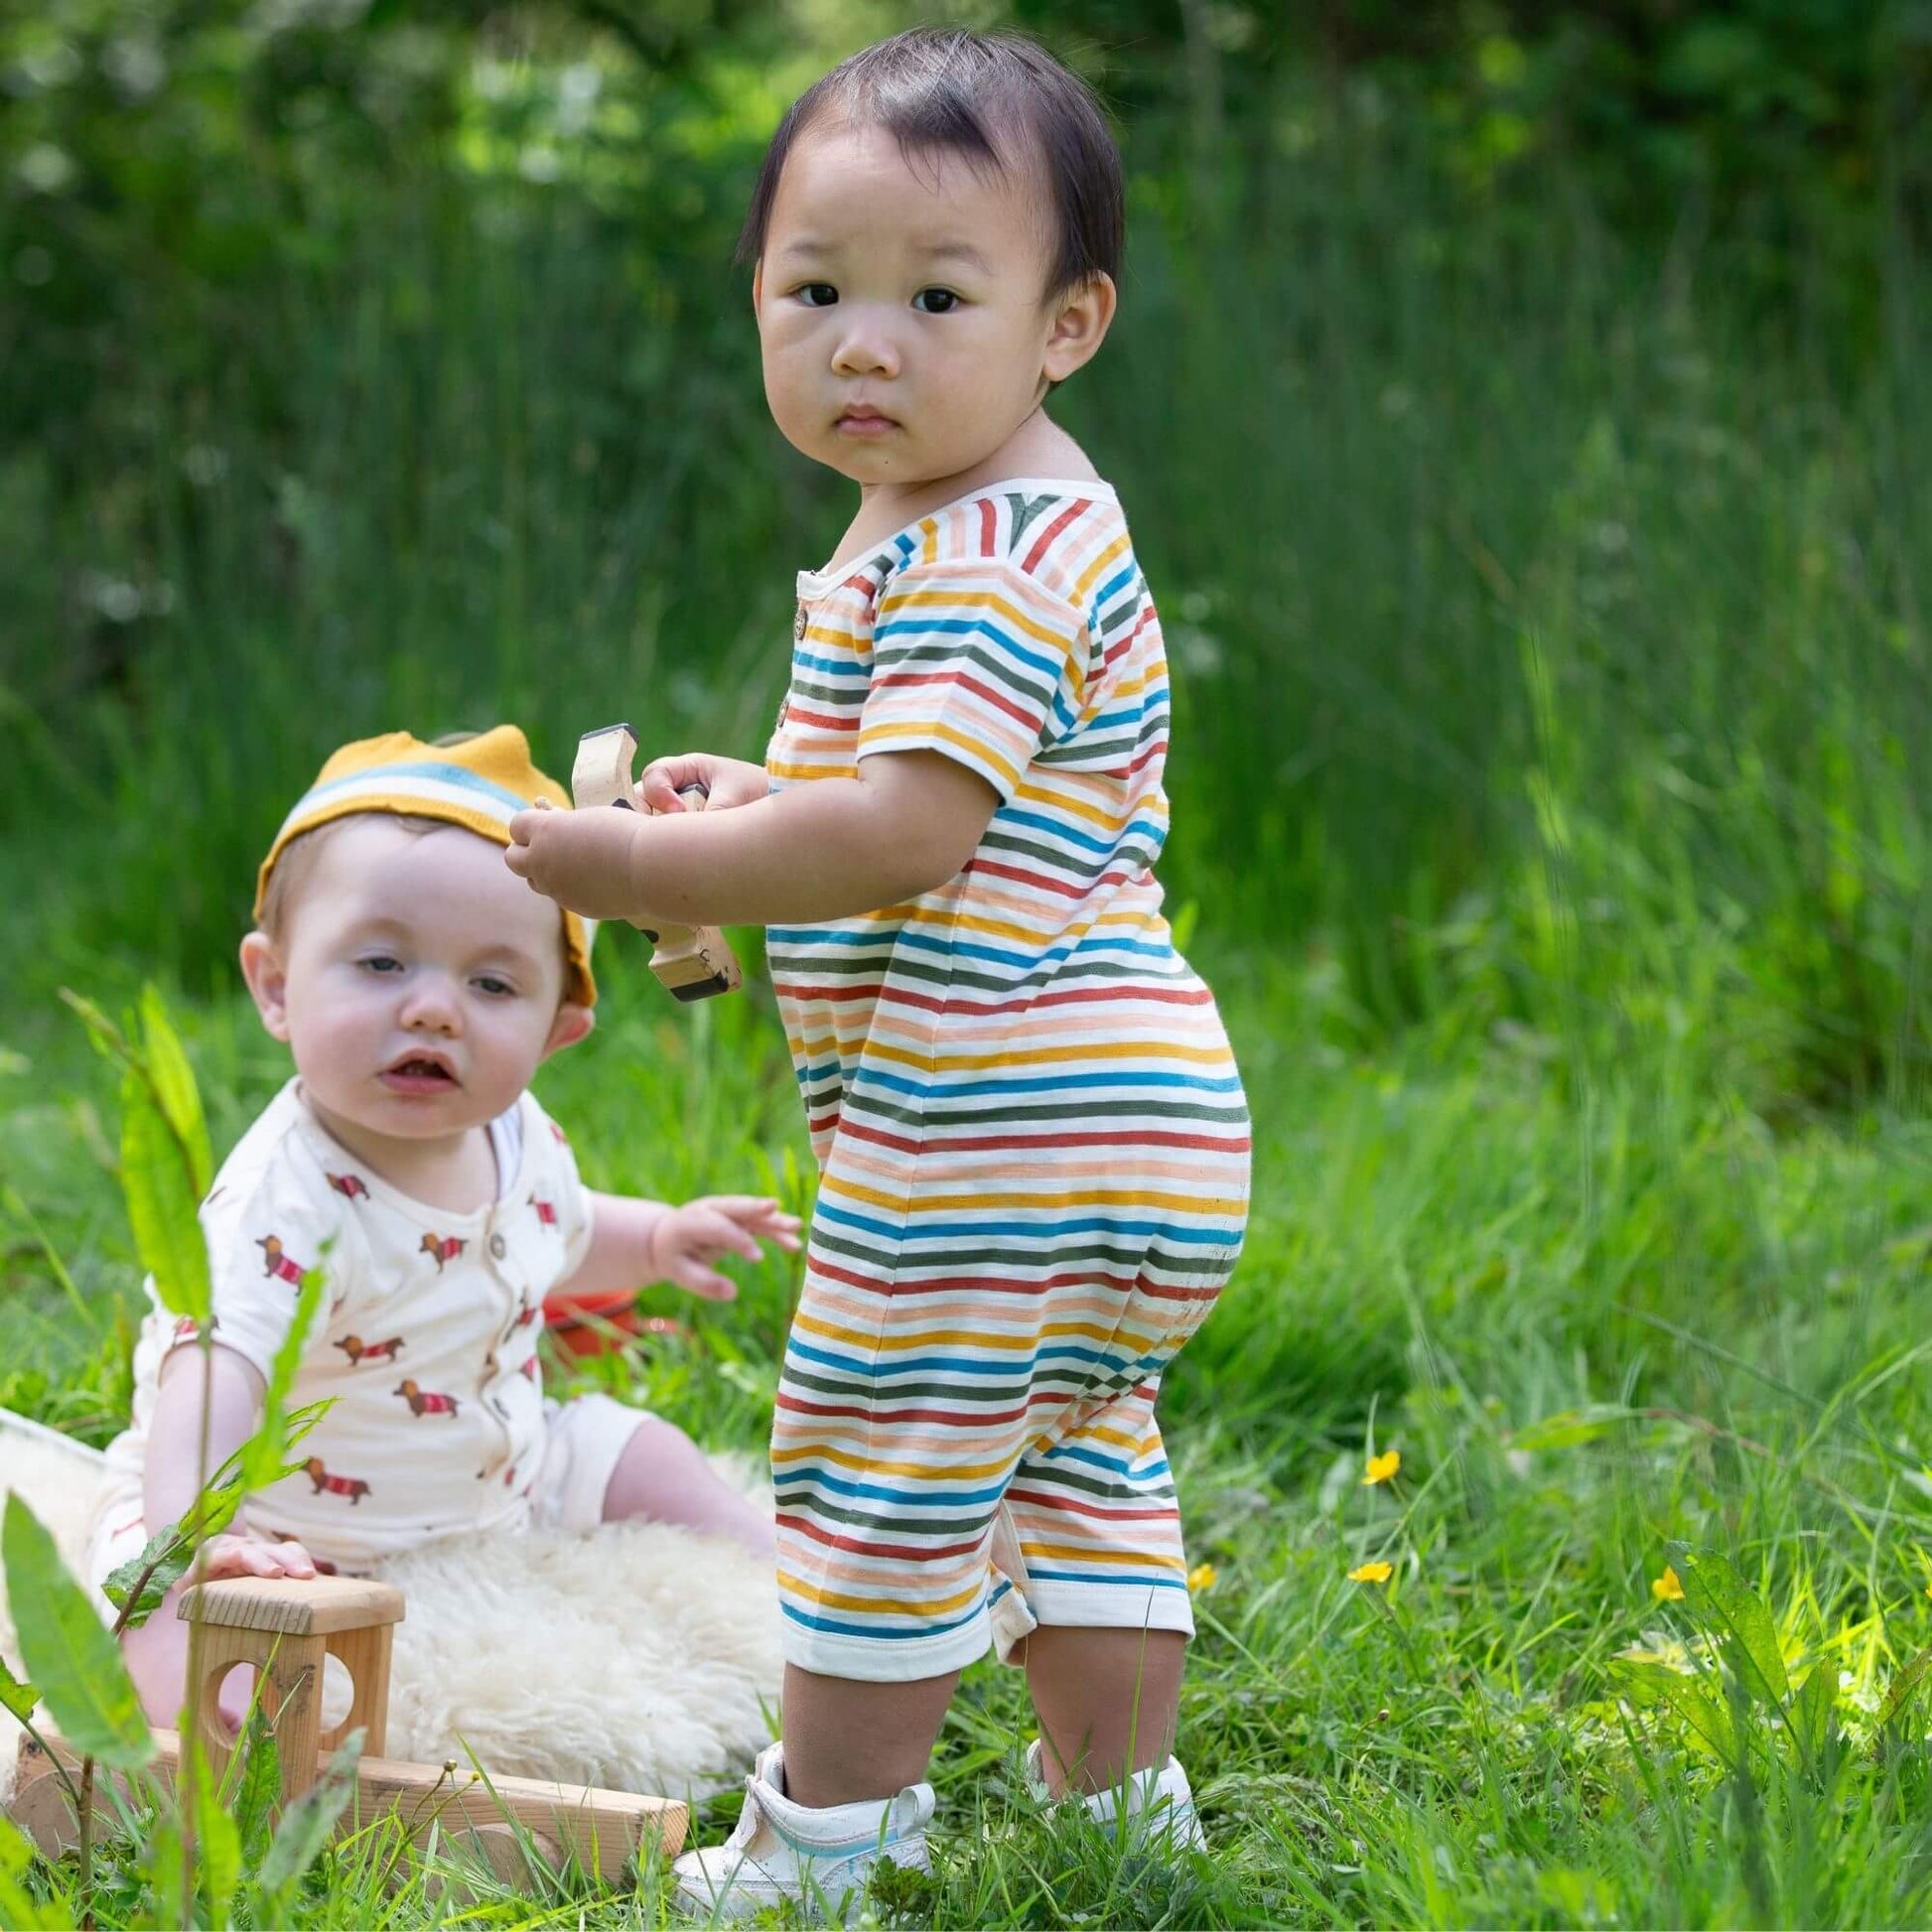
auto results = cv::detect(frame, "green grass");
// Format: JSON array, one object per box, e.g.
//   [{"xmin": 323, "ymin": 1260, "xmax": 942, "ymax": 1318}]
[
  {"xmin": 4, "ymin": 41, "xmax": 1930, "ymax": 1926},
  {"xmin": 8, "ymin": 937, "xmax": 1932, "ymax": 1925}
]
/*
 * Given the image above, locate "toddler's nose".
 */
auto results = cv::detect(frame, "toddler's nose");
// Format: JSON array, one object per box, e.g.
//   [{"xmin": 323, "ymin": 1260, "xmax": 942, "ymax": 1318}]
[{"xmin": 831, "ymin": 316, "xmax": 898, "ymax": 378}]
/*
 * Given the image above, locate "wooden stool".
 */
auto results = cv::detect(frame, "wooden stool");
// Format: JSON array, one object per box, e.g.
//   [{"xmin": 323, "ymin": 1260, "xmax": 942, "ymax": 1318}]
[
  {"xmin": 179, "ymin": 1574, "xmax": 404, "ymax": 1803},
  {"xmin": 9, "ymin": 1573, "xmax": 687, "ymax": 1884}
]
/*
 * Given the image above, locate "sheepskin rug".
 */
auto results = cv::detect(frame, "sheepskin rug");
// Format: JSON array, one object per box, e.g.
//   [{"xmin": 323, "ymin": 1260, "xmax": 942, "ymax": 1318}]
[{"xmin": 0, "ymin": 1410, "xmax": 781, "ymax": 1804}]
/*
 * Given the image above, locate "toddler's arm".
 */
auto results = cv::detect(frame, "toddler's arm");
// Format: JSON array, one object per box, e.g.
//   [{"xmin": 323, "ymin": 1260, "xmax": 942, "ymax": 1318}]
[
  {"xmin": 506, "ymin": 749, "xmax": 997, "ymax": 930},
  {"xmin": 560, "ymin": 1191, "xmax": 803, "ymax": 1302}
]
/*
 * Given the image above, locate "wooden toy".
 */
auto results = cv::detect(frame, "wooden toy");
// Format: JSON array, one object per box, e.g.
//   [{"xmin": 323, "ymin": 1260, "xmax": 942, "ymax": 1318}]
[
  {"xmin": 8, "ymin": 1573, "xmax": 686, "ymax": 1887},
  {"xmin": 571, "ymin": 724, "xmax": 741, "ymax": 1001}
]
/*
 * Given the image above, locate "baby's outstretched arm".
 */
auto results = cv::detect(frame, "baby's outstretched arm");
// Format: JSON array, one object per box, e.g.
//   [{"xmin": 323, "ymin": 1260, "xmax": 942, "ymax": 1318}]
[
  {"xmin": 504, "ymin": 749, "xmax": 997, "ymax": 930},
  {"xmin": 126, "ymin": 1343, "xmax": 317, "ymax": 1723},
  {"xmin": 563, "ymin": 1191, "xmax": 802, "ymax": 1303}
]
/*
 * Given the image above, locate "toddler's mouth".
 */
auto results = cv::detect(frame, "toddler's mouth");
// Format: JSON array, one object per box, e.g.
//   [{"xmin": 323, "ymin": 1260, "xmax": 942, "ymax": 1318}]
[{"xmin": 380, "ymin": 1053, "xmax": 460, "ymax": 1093}]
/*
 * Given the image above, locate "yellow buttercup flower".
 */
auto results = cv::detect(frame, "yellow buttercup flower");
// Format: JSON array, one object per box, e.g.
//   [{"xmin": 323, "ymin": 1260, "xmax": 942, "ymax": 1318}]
[
  {"xmin": 1348, "ymin": 1561, "xmax": 1394, "ymax": 1585},
  {"xmin": 1652, "ymin": 1566, "xmax": 1685, "ymax": 1602},
  {"xmin": 1363, "ymin": 1449, "xmax": 1401, "ymax": 1486},
  {"xmin": 1186, "ymin": 1562, "xmax": 1219, "ymax": 1593}
]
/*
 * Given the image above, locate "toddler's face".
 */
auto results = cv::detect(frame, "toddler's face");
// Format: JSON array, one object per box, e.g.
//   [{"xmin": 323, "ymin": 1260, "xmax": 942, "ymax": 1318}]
[
  {"xmin": 244, "ymin": 819, "xmax": 584, "ymax": 1153},
  {"xmin": 755, "ymin": 120, "xmax": 1078, "ymax": 488}
]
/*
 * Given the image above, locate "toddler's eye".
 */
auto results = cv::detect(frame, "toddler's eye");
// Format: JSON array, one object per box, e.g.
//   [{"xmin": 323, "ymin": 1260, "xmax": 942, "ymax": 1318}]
[
  {"xmin": 796, "ymin": 283, "xmax": 838, "ymax": 308},
  {"xmin": 473, "ymin": 975, "xmax": 516, "ymax": 998},
  {"xmin": 912, "ymin": 288, "xmax": 959, "ymax": 315},
  {"xmin": 359, "ymin": 955, "xmax": 403, "ymax": 976}
]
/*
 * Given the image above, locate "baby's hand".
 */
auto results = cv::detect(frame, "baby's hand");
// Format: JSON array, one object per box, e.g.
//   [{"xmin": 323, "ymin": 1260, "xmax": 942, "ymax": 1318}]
[
  {"xmin": 504, "ymin": 802, "xmax": 649, "ymax": 921},
  {"xmin": 638, "ymin": 754, "xmax": 769, "ymax": 815},
  {"xmin": 194, "ymin": 1531, "xmax": 318, "ymax": 1583},
  {"xmin": 650, "ymin": 1195, "xmax": 803, "ymax": 1300}
]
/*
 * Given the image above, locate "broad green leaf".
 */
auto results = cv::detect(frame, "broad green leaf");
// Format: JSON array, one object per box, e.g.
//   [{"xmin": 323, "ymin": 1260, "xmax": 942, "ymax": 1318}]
[
  {"xmin": 138, "ymin": 987, "xmax": 212, "ymax": 1197},
  {"xmin": 232, "ymin": 1711, "xmax": 282, "ymax": 1870},
  {"xmin": 1789, "ymin": 1663, "xmax": 1837, "ymax": 1770},
  {"xmin": 241, "ymin": 1263, "xmax": 330, "ymax": 1491},
  {"xmin": 2, "ymin": 1495, "xmax": 155, "ymax": 1770},
  {"xmin": 119, "ymin": 1062, "xmax": 211, "ymax": 1321},
  {"xmin": 1668, "ymin": 1542, "xmax": 1789, "ymax": 1708},
  {"xmin": 192, "ymin": 1739, "xmax": 240, "ymax": 1929},
  {"xmin": 0, "ymin": 1817, "xmax": 67, "ymax": 1929},
  {"xmin": 0, "ymin": 1655, "xmax": 37, "ymax": 1724},
  {"xmin": 259, "ymin": 1728, "xmax": 363, "ymax": 1897},
  {"xmin": 1878, "ymin": 1642, "xmax": 1932, "ymax": 1730},
  {"xmin": 1615, "ymin": 1659, "xmax": 1734, "ymax": 1761}
]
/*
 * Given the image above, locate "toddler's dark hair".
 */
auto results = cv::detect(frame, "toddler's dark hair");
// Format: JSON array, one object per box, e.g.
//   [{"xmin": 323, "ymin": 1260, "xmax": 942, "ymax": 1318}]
[{"xmin": 738, "ymin": 27, "xmax": 1123, "ymax": 299}]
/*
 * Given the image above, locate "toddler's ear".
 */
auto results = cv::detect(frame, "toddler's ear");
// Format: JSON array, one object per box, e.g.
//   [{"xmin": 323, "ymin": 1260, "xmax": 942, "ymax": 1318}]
[
  {"xmin": 542, "ymin": 1001, "xmax": 596, "ymax": 1059},
  {"xmin": 238, "ymin": 930, "xmax": 292, "ymax": 1041}
]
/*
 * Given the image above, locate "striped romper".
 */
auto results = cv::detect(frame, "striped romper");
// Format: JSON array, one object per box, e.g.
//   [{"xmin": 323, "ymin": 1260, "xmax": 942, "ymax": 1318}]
[{"xmin": 766, "ymin": 478, "xmax": 1252, "ymax": 1682}]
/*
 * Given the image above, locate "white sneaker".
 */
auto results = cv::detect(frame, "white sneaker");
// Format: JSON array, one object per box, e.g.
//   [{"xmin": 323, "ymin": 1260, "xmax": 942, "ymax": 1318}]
[
  {"xmin": 672, "ymin": 1741, "xmax": 935, "ymax": 1921},
  {"xmin": 1023, "ymin": 1739, "xmax": 1207, "ymax": 1854}
]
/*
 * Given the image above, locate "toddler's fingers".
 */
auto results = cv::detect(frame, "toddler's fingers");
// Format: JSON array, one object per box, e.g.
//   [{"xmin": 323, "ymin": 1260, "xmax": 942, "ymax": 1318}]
[
  {"xmin": 272, "ymin": 1540, "xmax": 318, "ymax": 1580},
  {"xmin": 507, "ymin": 809, "xmax": 541, "ymax": 847},
  {"xmin": 639, "ymin": 758, "xmax": 702, "ymax": 813}
]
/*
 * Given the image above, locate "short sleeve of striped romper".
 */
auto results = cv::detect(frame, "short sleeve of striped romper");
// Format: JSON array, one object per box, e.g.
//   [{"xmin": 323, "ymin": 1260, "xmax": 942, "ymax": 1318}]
[{"xmin": 764, "ymin": 479, "xmax": 1252, "ymax": 1683}]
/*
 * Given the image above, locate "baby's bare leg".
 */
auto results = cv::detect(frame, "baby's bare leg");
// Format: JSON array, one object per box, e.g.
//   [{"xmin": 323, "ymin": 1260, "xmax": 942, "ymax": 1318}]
[
  {"xmin": 780, "ymin": 1664, "xmax": 959, "ymax": 1808},
  {"xmin": 121, "ymin": 1578, "xmax": 195, "ymax": 1727},
  {"xmin": 1019, "ymin": 1626, "xmax": 1186, "ymax": 1796},
  {"xmin": 601, "ymin": 1414, "xmax": 775, "ymax": 1560}
]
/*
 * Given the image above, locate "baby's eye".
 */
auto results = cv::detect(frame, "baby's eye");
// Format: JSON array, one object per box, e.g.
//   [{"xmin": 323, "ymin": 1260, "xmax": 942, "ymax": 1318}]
[
  {"xmin": 795, "ymin": 283, "xmax": 838, "ymax": 308},
  {"xmin": 911, "ymin": 288, "xmax": 960, "ymax": 315},
  {"xmin": 358, "ymin": 955, "xmax": 403, "ymax": 976},
  {"xmin": 473, "ymin": 974, "xmax": 517, "ymax": 998}
]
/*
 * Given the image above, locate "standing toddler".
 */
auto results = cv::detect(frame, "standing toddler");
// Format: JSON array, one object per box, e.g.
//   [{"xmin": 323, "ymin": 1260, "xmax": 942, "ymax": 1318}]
[{"xmin": 507, "ymin": 28, "xmax": 1250, "ymax": 1914}]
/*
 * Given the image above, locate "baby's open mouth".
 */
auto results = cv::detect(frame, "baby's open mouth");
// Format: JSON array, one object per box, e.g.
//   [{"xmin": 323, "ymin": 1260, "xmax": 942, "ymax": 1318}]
[{"xmin": 381, "ymin": 1055, "xmax": 458, "ymax": 1090}]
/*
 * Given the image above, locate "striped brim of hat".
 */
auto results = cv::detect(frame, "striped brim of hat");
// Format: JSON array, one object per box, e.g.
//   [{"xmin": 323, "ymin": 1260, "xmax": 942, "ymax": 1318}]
[{"xmin": 254, "ymin": 726, "xmax": 597, "ymax": 1006}]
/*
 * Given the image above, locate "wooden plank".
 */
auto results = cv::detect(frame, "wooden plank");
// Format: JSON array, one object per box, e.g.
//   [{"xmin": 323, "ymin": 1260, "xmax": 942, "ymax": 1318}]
[
  {"xmin": 9, "ymin": 1726, "xmax": 687, "ymax": 1882},
  {"xmin": 178, "ymin": 1574, "xmax": 405, "ymax": 1635}
]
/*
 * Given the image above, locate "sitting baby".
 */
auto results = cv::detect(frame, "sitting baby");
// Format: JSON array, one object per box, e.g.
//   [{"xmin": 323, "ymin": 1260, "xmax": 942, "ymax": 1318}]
[{"xmin": 87, "ymin": 727, "xmax": 797, "ymax": 1724}]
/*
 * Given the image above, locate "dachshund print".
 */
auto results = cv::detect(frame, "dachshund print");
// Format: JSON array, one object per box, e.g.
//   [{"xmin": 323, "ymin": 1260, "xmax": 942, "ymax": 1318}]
[
  {"xmin": 256, "ymin": 1234, "xmax": 306, "ymax": 1285},
  {"xmin": 327, "ymin": 1172, "xmax": 370, "ymax": 1199},
  {"xmin": 334, "ymin": 1333, "xmax": 404, "ymax": 1365},
  {"xmin": 420, "ymin": 1232, "xmax": 466, "ymax": 1271},
  {"xmin": 393, "ymin": 1378, "xmax": 460, "ymax": 1418},
  {"xmin": 304, "ymin": 1457, "xmax": 370, "ymax": 1503}
]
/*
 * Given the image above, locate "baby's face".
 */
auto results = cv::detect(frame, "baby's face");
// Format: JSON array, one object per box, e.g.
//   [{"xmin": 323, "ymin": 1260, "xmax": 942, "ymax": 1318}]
[
  {"xmin": 755, "ymin": 120, "xmax": 1070, "ymax": 489},
  {"xmin": 255, "ymin": 820, "xmax": 579, "ymax": 1151}
]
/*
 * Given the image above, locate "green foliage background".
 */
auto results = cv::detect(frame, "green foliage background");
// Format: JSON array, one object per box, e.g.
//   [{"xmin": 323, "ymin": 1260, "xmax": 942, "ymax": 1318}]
[{"xmin": 4, "ymin": 0, "xmax": 1928, "ymax": 1113}]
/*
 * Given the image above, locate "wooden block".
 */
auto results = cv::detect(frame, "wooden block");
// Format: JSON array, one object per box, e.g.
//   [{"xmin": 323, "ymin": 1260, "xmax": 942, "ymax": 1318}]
[
  {"xmin": 339, "ymin": 1749, "xmax": 687, "ymax": 1880},
  {"xmin": 178, "ymin": 1574, "xmax": 405, "ymax": 1635},
  {"xmin": 572, "ymin": 723, "xmax": 742, "ymax": 1001}
]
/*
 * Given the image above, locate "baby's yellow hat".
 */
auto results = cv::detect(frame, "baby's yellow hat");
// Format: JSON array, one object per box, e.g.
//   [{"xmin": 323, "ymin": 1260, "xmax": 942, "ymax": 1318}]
[{"xmin": 255, "ymin": 727, "xmax": 597, "ymax": 1007}]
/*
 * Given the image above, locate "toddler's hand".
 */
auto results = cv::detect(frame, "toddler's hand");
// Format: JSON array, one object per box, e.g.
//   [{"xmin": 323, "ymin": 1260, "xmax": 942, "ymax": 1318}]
[
  {"xmin": 504, "ymin": 802, "xmax": 649, "ymax": 921},
  {"xmin": 650, "ymin": 1195, "xmax": 802, "ymax": 1300},
  {"xmin": 638, "ymin": 754, "xmax": 769, "ymax": 815},
  {"xmin": 195, "ymin": 1531, "xmax": 318, "ymax": 1583}
]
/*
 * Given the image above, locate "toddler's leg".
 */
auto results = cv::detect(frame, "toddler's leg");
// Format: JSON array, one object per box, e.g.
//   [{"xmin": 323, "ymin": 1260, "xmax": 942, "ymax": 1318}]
[
  {"xmin": 779, "ymin": 1663, "xmax": 958, "ymax": 1809},
  {"xmin": 601, "ymin": 1413, "xmax": 775, "ymax": 1561},
  {"xmin": 1017, "ymin": 1625, "xmax": 1185, "ymax": 1795}
]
